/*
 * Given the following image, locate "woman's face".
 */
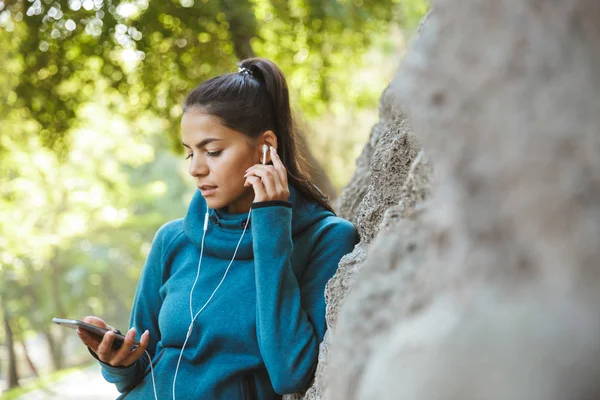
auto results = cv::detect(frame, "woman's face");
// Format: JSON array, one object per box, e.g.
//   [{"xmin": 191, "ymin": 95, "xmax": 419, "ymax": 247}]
[{"xmin": 181, "ymin": 110, "xmax": 259, "ymax": 213}]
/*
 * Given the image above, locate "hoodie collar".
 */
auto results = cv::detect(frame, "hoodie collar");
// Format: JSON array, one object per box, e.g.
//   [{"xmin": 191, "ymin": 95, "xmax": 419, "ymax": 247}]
[{"xmin": 183, "ymin": 185, "xmax": 333, "ymax": 259}]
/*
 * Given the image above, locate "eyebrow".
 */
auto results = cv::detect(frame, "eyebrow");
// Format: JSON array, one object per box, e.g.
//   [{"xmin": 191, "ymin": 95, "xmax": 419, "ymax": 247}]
[{"xmin": 181, "ymin": 138, "xmax": 222, "ymax": 149}]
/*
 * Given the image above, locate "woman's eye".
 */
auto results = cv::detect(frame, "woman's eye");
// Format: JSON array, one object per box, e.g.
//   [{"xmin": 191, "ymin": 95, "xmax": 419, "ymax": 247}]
[
  {"xmin": 206, "ymin": 150, "xmax": 222, "ymax": 158},
  {"xmin": 185, "ymin": 153, "xmax": 193, "ymax": 160}
]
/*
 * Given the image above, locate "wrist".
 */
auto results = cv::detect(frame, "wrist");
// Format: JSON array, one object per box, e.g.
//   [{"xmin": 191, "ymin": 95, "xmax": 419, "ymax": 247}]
[{"xmin": 252, "ymin": 200, "xmax": 292, "ymax": 209}]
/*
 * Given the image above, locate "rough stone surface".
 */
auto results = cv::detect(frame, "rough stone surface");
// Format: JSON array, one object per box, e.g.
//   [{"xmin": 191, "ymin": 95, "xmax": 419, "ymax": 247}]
[
  {"xmin": 352, "ymin": 117, "xmax": 421, "ymax": 243},
  {"xmin": 326, "ymin": 150, "xmax": 433, "ymax": 400},
  {"xmin": 285, "ymin": 83, "xmax": 422, "ymax": 400},
  {"xmin": 294, "ymin": 1, "xmax": 600, "ymax": 399},
  {"xmin": 287, "ymin": 67, "xmax": 424, "ymax": 400},
  {"xmin": 327, "ymin": 0, "xmax": 600, "ymax": 399},
  {"xmin": 336, "ymin": 66, "xmax": 415, "ymax": 224},
  {"xmin": 335, "ymin": 121, "xmax": 383, "ymax": 222}
]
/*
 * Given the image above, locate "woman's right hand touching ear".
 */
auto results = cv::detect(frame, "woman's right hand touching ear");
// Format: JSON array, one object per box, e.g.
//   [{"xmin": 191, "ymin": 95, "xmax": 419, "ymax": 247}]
[{"xmin": 77, "ymin": 316, "xmax": 150, "ymax": 367}]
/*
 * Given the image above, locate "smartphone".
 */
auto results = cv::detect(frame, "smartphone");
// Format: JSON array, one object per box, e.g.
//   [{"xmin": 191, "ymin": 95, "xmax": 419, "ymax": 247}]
[{"xmin": 52, "ymin": 318, "xmax": 140, "ymax": 350}]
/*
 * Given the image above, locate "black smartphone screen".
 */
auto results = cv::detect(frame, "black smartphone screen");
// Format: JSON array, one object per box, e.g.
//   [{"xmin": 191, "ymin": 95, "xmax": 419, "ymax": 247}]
[{"xmin": 52, "ymin": 318, "xmax": 140, "ymax": 350}]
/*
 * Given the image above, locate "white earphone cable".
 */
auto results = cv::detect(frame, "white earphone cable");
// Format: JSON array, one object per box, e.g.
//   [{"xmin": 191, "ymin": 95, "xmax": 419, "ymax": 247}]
[
  {"xmin": 171, "ymin": 207, "xmax": 252, "ymax": 400},
  {"xmin": 189, "ymin": 211, "xmax": 209, "ymax": 322},
  {"xmin": 145, "ymin": 349, "xmax": 158, "ymax": 400},
  {"xmin": 145, "ymin": 133, "xmax": 266, "ymax": 400}
]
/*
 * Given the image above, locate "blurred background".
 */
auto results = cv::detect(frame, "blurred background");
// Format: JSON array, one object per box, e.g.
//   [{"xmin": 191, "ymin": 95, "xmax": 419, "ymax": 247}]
[{"xmin": 0, "ymin": 0, "xmax": 428, "ymax": 397}]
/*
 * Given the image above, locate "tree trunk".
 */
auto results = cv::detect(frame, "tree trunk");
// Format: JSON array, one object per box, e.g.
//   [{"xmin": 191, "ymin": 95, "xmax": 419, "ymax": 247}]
[
  {"xmin": 21, "ymin": 333, "xmax": 55, "ymax": 396},
  {"xmin": 19, "ymin": 339, "xmax": 40, "ymax": 378},
  {"xmin": 2, "ymin": 305, "xmax": 20, "ymax": 389},
  {"xmin": 20, "ymin": 339, "xmax": 40, "ymax": 377},
  {"xmin": 43, "ymin": 326, "xmax": 64, "ymax": 371},
  {"xmin": 222, "ymin": 0, "xmax": 256, "ymax": 60},
  {"xmin": 21, "ymin": 282, "xmax": 57, "ymax": 378},
  {"xmin": 48, "ymin": 250, "xmax": 65, "ymax": 370}
]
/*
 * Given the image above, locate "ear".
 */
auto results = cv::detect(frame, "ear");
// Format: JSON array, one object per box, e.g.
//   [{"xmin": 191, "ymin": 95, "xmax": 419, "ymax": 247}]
[{"xmin": 258, "ymin": 130, "xmax": 278, "ymax": 164}]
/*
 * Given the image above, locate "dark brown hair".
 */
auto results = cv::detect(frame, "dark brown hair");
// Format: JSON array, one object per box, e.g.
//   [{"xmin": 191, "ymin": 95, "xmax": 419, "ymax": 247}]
[{"xmin": 183, "ymin": 57, "xmax": 334, "ymax": 213}]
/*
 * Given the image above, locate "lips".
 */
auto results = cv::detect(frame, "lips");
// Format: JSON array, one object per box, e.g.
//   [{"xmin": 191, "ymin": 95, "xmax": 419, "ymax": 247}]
[
  {"xmin": 198, "ymin": 185, "xmax": 218, "ymax": 196},
  {"xmin": 199, "ymin": 185, "xmax": 217, "ymax": 190}
]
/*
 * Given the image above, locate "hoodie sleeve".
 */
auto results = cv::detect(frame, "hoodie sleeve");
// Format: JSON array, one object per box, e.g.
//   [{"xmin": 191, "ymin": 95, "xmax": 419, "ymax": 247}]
[
  {"xmin": 98, "ymin": 221, "xmax": 176, "ymax": 392},
  {"xmin": 251, "ymin": 202, "xmax": 358, "ymax": 394}
]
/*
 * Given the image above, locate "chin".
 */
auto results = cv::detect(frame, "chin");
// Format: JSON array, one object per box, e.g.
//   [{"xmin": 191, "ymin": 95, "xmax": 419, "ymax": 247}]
[
  {"xmin": 203, "ymin": 188, "xmax": 252, "ymax": 212},
  {"xmin": 203, "ymin": 196, "xmax": 227, "ymax": 210}
]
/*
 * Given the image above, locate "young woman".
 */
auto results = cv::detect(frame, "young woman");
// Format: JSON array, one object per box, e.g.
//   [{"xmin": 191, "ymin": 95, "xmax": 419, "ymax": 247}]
[{"xmin": 77, "ymin": 58, "xmax": 358, "ymax": 400}]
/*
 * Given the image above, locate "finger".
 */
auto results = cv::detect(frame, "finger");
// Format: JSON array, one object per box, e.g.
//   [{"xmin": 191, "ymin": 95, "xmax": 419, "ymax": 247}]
[
  {"xmin": 77, "ymin": 329, "xmax": 101, "ymax": 352},
  {"xmin": 96, "ymin": 330, "xmax": 117, "ymax": 363},
  {"xmin": 245, "ymin": 164, "xmax": 271, "ymax": 176},
  {"xmin": 270, "ymin": 147, "xmax": 288, "ymax": 185},
  {"xmin": 243, "ymin": 174, "xmax": 263, "ymax": 188},
  {"xmin": 121, "ymin": 330, "xmax": 150, "ymax": 367},
  {"xmin": 246, "ymin": 165, "xmax": 289, "ymax": 200},
  {"xmin": 246, "ymin": 168, "xmax": 278, "ymax": 198},
  {"xmin": 77, "ymin": 328, "xmax": 100, "ymax": 345},
  {"xmin": 138, "ymin": 328, "xmax": 150, "ymax": 349},
  {"xmin": 246, "ymin": 165, "xmax": 282, "ymax": 185},
  {"xmin": 245, "ymin": 165, "xmax": 275, "ymax": 186},
  {"xmin": 112, "ymin": 327, "xmax": 137, "ymax": 366},
  {"xmin": 81, "ymin": 316, "xmax": 110, "ymax": 330},
  {"xmin": 246, "ymin": 176, "xmax": 266, "ymax": 202}
]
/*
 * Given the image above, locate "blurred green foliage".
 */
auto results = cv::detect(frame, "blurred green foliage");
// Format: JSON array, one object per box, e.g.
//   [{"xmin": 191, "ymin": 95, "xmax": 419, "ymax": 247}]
[
  {"xmin": 1, "ymin": 0, "xmax": 426, "ymax": 155},
  {"xmin": 0, "ymin": 0, "xmax": 428, "ymax": 389}
]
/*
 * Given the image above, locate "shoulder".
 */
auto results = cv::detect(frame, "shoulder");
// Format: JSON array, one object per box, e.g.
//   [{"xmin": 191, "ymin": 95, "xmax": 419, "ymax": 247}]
[
  {"xmin": 313, "ymin": 214, "xmax": 358, "ymax": 246},
  {"xmin": 295, "ymin": 205, "xmax": 358, "ymax": 256},
  {"xmin": 153, "ymin": 218, "xmax": 186, "ymax": 251},
  {"xmin": 295, "ymin": 197, "xmax": 358, "ymax": 244},
  {"xmin": 298, "ymin": 214, "xmax": 358, "ymax": 281}
]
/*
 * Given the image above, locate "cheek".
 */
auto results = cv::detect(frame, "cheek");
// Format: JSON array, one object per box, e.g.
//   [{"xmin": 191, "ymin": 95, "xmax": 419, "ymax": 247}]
[{"xmin": 211, "ymin": 152, "xmax": 252, "ymax": 182}]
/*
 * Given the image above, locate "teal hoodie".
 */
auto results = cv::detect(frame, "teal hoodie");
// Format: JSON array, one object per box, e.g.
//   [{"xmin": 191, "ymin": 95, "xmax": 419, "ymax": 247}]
[{"xmin": 98, "ymin": 186, "xmax": 358, "ymax": 399}]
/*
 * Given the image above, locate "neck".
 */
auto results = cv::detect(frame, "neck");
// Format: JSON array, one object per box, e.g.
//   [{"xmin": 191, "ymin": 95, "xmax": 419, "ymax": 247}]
[{"xmin": 225, "ymin": 189, "xmax": 255, "ymax": 213}]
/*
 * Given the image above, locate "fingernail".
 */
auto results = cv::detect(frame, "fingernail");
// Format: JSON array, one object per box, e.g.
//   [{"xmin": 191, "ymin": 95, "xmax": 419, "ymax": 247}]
[
  {"xmin": 143, "ymin": 330, "xmax": 149, "ymax": 338},
  {"xmin": 270, "ymin": 146, "xmax": 275, "ymax": 152}
]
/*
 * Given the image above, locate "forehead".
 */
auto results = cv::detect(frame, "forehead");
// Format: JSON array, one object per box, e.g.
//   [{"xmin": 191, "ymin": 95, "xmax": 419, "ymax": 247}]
[{"xmin": 181, "ymin": 110, "xmax": 248, "ymax": 144}]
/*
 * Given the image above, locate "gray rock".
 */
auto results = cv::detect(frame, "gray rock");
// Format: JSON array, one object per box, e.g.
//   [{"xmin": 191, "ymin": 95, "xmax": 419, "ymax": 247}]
[
  {"xmin": 290, "ymin": 65, "xmax": 425, "ymax": 400},
  {"xmin": 326, "ymin": 149, "xmax": 433, "ymax": 400},
  {"xmin": 336, "ymin": 122, "xmax": 383, "ymax": 221},
  {"xmin": 294, "ymin": 109, "xmax": 427, "ymax": 400},
  {"xmin": 336, "ymin": 70, "xmax": 417, "ymax": 223},
  {"xmin": 293, "ymin": 1, "xmax": 600, "ymax": 399},
  {"xmin": 329, "ymin": 0, "xmax": 600, "ymax": 399},
  {"xmin": 352, "ymin": 116, "xmax": 421, "ymax": 243}
]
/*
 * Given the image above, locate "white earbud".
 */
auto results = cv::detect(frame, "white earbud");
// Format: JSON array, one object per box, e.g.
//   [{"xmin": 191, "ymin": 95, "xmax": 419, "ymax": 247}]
[{"xmin": 262, "ymin": 144, "xmax": 268, "ymax": 165}]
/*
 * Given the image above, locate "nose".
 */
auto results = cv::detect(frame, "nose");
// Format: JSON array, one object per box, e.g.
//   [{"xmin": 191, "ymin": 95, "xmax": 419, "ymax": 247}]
[{"xmin": 188, "ymin": 154, "xmax": 209, "ymax": 178}]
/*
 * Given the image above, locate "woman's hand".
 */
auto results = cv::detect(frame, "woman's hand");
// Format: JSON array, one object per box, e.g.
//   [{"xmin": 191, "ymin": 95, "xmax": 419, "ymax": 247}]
[
  {"xmin": 244, "ymin": 146, "xmax": 290, "ymax": 203},
  {"xmin": 77, "ymin": 316, "xmax": 150, "ymax": 368}
]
